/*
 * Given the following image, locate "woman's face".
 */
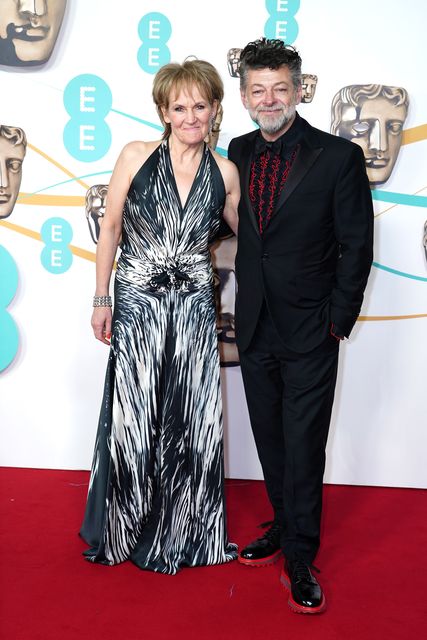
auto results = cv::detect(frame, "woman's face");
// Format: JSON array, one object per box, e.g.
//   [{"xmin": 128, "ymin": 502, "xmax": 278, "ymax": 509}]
[{"xmin": 162, "ymin": 85, "xmax": 216, "ymax": 146}]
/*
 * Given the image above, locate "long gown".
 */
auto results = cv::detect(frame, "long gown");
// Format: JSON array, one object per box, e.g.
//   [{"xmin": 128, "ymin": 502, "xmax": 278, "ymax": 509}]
[{"xmin": 80, "ymin": 140, "xmax": 237, "ymax": 574}]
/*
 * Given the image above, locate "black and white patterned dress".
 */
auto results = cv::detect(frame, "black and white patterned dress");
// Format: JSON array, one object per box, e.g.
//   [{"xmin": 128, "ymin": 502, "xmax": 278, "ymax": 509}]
[{"xmin": 80, "ymin": 141, "xmax": 237, "ymax": 574}]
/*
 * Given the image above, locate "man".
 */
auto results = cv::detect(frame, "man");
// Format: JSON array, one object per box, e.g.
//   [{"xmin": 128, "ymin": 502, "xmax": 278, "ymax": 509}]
[
  {"xmin": 0, "ymin": 125, "xmax": 27, "ymax": 219},
  {"xmin": 228, "ymin": 38, "xmax": 373, "ymax": 614},
  {"xmin": 331, "ymin": 84, "xmax": 409, "ymax": 186},
  {"xmin": 0, "ymin": 0, "xmax": 67, "ymax": 67}
]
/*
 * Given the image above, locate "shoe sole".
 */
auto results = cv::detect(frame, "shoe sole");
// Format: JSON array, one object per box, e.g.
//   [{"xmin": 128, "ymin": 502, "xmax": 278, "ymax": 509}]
[
  {"xmin": 280, "ymin": 569, "xmax": 327, "ymax": 614},
  {"xmin": 237, "ymin": 550, "xmax": 282, "ymax": 567}
]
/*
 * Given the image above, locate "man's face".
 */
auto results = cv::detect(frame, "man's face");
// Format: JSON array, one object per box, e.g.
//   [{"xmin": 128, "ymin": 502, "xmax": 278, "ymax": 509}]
[
  {"xmin": 241, "ymin": 66, "xmax": 301, "ymax": 138},
  {"xmin": 337, "ymin": 96, "xmax": 407, "ymax": 186},
  {"xmin": 301, "ymin": 74, "xmax": 317, "ymax": 103},
  {"xmin": 0, "ymin": 136, "xmax": 25, "ymax": 219},
  {"xmin": 211, "ymin": 235, "xmax": 239, "ymax": 366},
  {"xmin": 0, "ymin": 0, "xmax": 67, "ymax": 65}
]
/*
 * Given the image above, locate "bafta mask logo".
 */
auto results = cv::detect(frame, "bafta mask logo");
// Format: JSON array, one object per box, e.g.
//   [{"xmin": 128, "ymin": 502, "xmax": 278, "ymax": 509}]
[
  {"xmin": 227, "ymin": 48, "xmax": 242, "ymax": 78},
  {"xmin": 301, "ymin": 74, "xmax": 318, "ymax": 103},
  {"xmin": 85, "ymin": 184, "xmax": 108, "ymax": 244},
  {"xmin": 211, "ymin": 233, "xmax": 239, "ymax": 366},
  {"xmin": 0, "ymin": 125, "xmax": 27, "ymax": 219},
  {"xmin": 331, "ymin": 84, "xmax": 409, "ymax": 186},
  {"xmin": 205, "ymin": 104, "xmax": 223, "ymax": 151},
  {"xmin": 0, "ymin": 0, "xmax": 67, "ymax": 67}
]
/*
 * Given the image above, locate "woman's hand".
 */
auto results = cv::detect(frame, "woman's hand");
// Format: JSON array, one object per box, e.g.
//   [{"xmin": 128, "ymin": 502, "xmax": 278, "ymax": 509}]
[{"xmin": 91, "ymin": 306, "xmax": 112, "ymax": 345}]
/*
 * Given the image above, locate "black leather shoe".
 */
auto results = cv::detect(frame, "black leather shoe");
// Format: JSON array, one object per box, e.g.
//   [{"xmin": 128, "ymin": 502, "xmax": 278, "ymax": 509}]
[
  {"xmin": 280, "ymin": 558, "xmax": 326, "ymax": 613},
  {"xmin": 238, "ymin": 521, "xmax": 282, "ymax": 567}
]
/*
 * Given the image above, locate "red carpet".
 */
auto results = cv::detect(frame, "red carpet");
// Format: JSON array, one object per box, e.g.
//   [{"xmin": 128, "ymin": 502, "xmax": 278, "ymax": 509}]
[{"xmin": 1, "ymin": 468, "xmax": 426, "ymax": 639}]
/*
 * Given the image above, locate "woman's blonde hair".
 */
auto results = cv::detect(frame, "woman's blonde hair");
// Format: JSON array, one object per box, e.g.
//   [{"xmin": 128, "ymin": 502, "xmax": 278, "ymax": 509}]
[{"xmin": 152, "ymin": 59, "xmax": 224, "ymax": 139}]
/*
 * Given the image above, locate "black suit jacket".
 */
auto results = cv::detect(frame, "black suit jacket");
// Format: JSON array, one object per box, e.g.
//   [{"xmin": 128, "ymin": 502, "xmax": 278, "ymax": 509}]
[{"xmin": 228, "ymin": 115, "xmax": 374, "ymax": 354}]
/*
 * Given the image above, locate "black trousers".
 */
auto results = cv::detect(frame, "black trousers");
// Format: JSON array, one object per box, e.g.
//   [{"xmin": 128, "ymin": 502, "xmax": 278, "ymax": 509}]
[{"xmin": 238, "ymin": 303, "xmax": 339, "ymax": 563}]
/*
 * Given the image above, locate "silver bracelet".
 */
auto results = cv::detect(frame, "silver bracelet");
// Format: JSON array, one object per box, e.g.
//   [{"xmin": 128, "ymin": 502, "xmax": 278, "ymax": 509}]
[{"xmin": 93, "ymin": 295, "xmax": 112, "ymax": 307}]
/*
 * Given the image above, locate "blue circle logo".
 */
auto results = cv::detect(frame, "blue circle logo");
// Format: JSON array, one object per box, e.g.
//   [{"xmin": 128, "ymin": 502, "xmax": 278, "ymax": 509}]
[
  {"xmin": 63, "ymin": 74, "xmax": 112, "ymax": 161},
  {"xmin": 137, "ymin": 13, "xmax": 171, "ymax": 74},
  {"xmin": 265, "ymin": 0, "xmax": 300, "ymax": 43},
  {"xmin": 0, "ymin": 246, "xmax": 19, "ymax": 371},
  {"xmin": 40, "ymin": 218, "xmax": 73, "ymax": 274}
]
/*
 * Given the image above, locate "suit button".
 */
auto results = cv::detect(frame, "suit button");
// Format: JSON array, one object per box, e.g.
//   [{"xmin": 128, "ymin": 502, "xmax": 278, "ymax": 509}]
[{"xmin": 261, "ymin": 253, "xmax": 269, "ymax": 261}]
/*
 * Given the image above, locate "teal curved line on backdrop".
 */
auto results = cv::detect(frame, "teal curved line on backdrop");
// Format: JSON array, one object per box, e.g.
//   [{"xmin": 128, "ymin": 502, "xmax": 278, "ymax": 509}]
[
  {"xmin": 16, "ymin": 171, "xmax": 113, "ymax": 200},
  {"xmin": 373, "ymin": 261, "xmax": 427, "ymax": 282},
  {"xmin": 371, "ymin": 190, "xmax": 427, "ymax": 207},
  {"xmin": 110, "ymin": 108, "xmax": 163, "ymax": 131}
]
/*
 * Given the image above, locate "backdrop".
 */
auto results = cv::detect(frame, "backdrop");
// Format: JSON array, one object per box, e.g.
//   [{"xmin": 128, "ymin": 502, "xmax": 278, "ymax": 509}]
[{"xmin": 1, "ymin": 0, "xmax": 426, "ymax": 488}]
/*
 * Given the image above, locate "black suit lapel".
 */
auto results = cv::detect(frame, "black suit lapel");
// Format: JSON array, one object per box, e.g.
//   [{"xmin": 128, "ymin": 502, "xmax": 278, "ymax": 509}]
[
  {"xmin": 273, "ymin": 143, "xmax": 323, "ymax": 214},
  {"xmin": 239, "ymin": 134, "xmax": 259, "ymax": 235}
]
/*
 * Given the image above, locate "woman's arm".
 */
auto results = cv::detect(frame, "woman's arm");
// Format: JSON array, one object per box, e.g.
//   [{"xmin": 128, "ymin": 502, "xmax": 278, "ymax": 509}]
[
  {"xmin": 215, "ymin": 154, "xmax": 240, "ymax": 236},
  {"xmin": 91, "ymin": 142, "xmax": 145, "ymax": 344}
]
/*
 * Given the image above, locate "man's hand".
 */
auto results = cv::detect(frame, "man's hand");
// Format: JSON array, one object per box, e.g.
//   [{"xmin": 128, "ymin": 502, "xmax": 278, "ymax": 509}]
[{"xmin": 330, "ymin": 323, "xmax": 345, "ymax": 341}]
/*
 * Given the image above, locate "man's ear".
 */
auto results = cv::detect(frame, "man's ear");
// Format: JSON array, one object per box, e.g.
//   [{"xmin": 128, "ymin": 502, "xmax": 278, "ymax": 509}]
[
  {"xmin": 295, "ymin": 84, "xmax": 302, "ymax": 106},
  {"xmin": 240, "ymin": 89, "xmax": 248, "ymax": 110}
]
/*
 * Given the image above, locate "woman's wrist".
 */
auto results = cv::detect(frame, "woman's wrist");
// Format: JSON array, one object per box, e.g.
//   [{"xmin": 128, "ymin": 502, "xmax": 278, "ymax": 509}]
[{"xmin": 93, "ymin": 295, "xmax": 112, "ymax": 307}]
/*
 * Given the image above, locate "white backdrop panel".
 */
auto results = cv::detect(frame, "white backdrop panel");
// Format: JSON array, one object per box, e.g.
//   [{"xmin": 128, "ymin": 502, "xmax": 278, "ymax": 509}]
[{"xmin": 0, "ymin": 0, "xmax": 426, "ymax": 487}]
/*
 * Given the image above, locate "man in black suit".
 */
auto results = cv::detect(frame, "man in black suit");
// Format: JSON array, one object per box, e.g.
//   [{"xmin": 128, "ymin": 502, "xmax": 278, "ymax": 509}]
[{"xmin": 228, "ymin": 38, "xmax": 373, "ymax": 614}]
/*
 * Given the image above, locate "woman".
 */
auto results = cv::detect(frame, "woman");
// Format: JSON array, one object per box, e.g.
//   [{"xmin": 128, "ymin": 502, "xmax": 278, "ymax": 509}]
[{"xmin": 80, "ymin": 59, "xmax": 239, "ymax": 574}]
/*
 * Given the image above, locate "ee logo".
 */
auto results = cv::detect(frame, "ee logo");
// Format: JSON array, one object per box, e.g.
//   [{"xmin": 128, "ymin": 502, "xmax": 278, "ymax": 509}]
[
  {"xmin": 63, "ymin": 74, "xmax": 112, "ymax": 162},
  {"xmin": 137, "ymin": 12, "xmax": 171, "ymax": 74},
  {"xmin": 40, "ymin": 218, "xmax": 73, "ymax": 274},
  {"xmin": 265, "ymin": 0, "xmax": 299, "ymax": 44},
  {"xmin": 0, "ymin": 245, "xmax": 19, "ymax": 372}
]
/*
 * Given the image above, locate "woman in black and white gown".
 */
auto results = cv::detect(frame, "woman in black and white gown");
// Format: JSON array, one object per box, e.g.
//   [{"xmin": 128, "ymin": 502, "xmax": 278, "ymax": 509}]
[{"xmin": 80, "ymin": 59, "xmax": 239, "ymax": 574}]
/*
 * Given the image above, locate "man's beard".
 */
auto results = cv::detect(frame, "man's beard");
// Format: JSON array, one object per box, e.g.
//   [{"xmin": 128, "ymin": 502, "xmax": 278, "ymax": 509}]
[{"xmin": 250, "ymin": 104, "xmax": 296, "ymax": 136}]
